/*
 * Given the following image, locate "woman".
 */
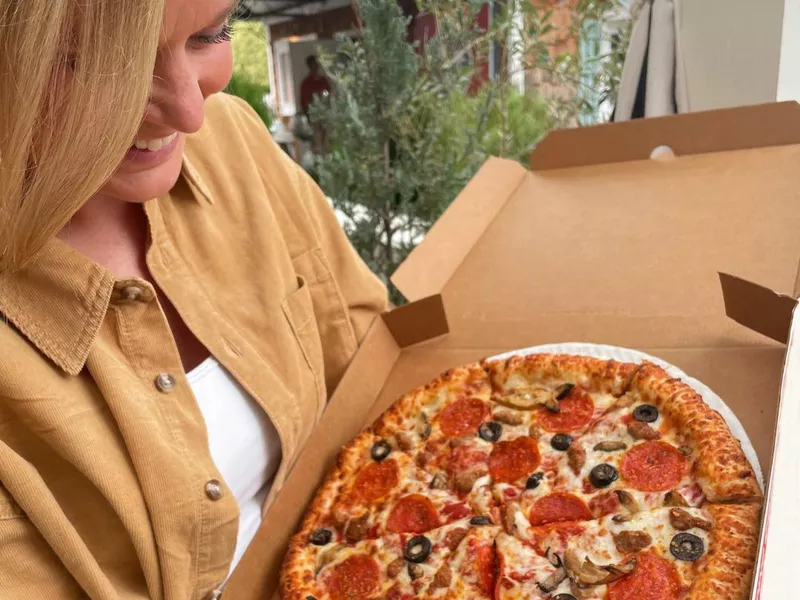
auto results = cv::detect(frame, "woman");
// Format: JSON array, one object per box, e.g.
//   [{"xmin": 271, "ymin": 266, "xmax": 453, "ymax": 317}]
[{"xmin": 0, "ymin": 0, "xmax": 387, "ymax": 598}]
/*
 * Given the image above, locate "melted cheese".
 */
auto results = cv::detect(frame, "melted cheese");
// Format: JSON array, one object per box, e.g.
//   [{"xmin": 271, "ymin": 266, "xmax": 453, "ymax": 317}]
[{"xmin": 566, "ymin": 507, "xmax": 713, "ymax": 589}]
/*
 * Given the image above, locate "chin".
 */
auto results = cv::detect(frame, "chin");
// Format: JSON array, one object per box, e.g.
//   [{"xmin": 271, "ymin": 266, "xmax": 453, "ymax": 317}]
[{"xmin": 98, "ymin": 135, "xmax": 186, "ymax": 204}]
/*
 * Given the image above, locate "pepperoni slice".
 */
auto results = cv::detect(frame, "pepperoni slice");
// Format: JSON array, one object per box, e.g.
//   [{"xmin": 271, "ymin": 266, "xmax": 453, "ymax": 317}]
[
  {"xmin": 326, "ymin": 554, "xmax": 381, "ymax": 600},
  {"xmin": 621, "ymin": 441, "xmax": 687, "ymax": 492},
  {"xmin": 588, "ymin": 491, "xmax": 621, "ymax": 518},
  {"xmin": 447, "ymin": 444, "xmax": 490, "ymax": 476},
  {"xmin": 471, "ymin": 537, "xmax": 498, "ymax": 595},
  {"xmin": 353, "ymin": 459, "xmax": 399, "ymax": 502},
  {"xmin": 489, "ymin": 437, "xmax": 540, "ymax": 483},
  {"xmin": 528, "ymin": 492, "xmax": 593, "ymax": 526},
  {"xmin": 386, "ymin": 494, "xmax": 441, "ymax": 533},
  {"xmin": 442, "ymin": 502, "xmax": 473, "ymax": 521},
  {"xmin": 534, "ymin": 386, "xmax": 594, "ymax": 432},
  {"xmin": 607, "ymin": 550, "xmax": 681, "ymax": 600},
  {"xmin": 439, "ymin": 397, "xmax": 490, "ymax": 437}
]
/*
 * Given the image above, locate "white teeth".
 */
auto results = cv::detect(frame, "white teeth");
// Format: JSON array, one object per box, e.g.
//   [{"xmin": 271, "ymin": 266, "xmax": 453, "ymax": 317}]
[{"xmin": 133, "ymin": 132, "xmax": 177, "ymax": 151}]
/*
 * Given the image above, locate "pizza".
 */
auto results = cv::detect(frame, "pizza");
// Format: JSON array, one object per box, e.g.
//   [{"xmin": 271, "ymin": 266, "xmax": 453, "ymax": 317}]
[{"xmin": 281, "ymin": 354, "xmax": 763, "ymax": 600}]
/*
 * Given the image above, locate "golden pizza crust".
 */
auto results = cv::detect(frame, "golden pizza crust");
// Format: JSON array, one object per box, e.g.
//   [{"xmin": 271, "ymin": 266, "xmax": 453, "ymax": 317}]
[
  {"xmin": 372, "ymin": 362, "xmax": 491, "ymax": 440},
  {"xmin": 688, "ymin": 503, "xmax": 762, "ymax": 600},
  {"xmin": 482, "ymin": 353, "xmax": 641, "ymax": 397},
  {"xmin": 280, "ymin": 430, "xmax": 377, "ymax": 600},
  {"xmin": 627, "ymin": 363, "xmax": 762, "ymax": 503}
]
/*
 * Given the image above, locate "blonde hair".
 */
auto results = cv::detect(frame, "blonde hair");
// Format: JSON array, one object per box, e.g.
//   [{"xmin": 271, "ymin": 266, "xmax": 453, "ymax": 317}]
[{"xmin": 0, "ymin": 0, "xmax": 165, "ymax": 273}]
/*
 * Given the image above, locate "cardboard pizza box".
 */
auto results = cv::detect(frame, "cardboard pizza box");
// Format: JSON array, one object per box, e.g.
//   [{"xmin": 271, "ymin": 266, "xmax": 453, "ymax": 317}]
[{"xmin": 224, "ymin": 102, "xmax": 800, "ymax": 599}]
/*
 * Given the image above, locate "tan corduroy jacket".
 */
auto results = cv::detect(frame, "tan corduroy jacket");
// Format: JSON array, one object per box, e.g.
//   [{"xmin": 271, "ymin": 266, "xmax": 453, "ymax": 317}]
[{"xmin": 0, "ymin": 93, "xmax": 387, "ymax": 600}]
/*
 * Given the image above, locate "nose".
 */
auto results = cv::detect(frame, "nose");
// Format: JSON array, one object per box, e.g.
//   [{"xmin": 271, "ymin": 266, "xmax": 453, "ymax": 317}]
[{"xmin": 148, "ymin": 49, "xmax": 206, "ymax": 135}]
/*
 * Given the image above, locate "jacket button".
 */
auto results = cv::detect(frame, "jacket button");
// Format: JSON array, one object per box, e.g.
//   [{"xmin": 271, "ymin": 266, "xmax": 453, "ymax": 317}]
[
  {"xmin": 154, "ymin": 373, "xmax": 176, "ymax": 393},
  {"xmin": 120, "ymin": 285, "xmax": 144, "ymax": 302},
  {"xmin": 205, "ymin": 479, "xmax": 223, "ymax": 501}
]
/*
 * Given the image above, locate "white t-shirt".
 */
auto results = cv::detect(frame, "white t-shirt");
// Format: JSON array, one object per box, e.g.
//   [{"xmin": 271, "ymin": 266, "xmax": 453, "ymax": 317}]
[{"xmin": 187, "ymin": 356, "xmax": 282, "ymax": 576}]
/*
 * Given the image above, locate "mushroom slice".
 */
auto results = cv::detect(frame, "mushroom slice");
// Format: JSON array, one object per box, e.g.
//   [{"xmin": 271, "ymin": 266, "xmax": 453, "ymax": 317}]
[
  {"xmin": 418, "ymin": 413, "xmax": 431, "ymax": 439},
  {"xmin": 545, "ymin": 547, "xmax": 563, "ymax": 568},
  {"xmin": 316, "ymin": 544, "xmax": 345, "ymax": 574},
  {"xmin": 565, "ymin": 549, "xmax": 637, "ymax": 586},
  {"xmin": 664, "ymin": 490, "xmax": 690, "ymax": 507},
  {"xmin": 499, "ymin": 387, "xmax": 559, "ymax": 412},
  {"xmin": 537, "ymin": 566, "xmax": 567, "ymax": 593},
  {"xmin": 615, "ymin": 490, "xmax": 641, "ymax": 514}
]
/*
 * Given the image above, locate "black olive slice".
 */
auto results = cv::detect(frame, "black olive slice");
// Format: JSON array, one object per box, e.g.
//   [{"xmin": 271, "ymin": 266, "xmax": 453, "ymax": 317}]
[
  {"xmin": 670, "ymin": 532, "xmax": 704, "ymax": 561},
  {"xmin": 525, "ymin": 472, "xmax": 544, "ymax": 490},
  {"xmin": 478, "ymin": 421, "xmax": 502, "ymax": 442},
  {"xmin": 371, "ymin": 440, "xmax": 392, "ymax": 462},
  {"xmin": 470, "ymin": 515, "xmax": 493, "ymax": 526},
  {"xmin": 308, "ymin": 528, "xmax": 332, "ymax": 546},
  {"xmin": 632, "ymin": 404, "xmax": 659, "ymax": 423},
  {"xmin": 306, "ymin": 596, "xmax": 318, "ymax": 600},
  {"xmin": 555, "ymin": 383, "xmax": 574, "ymax": 400},
  {"xmin": 552, "ymin": 595, "xmax": 577, "ymax": 600},
  {"xmin": 550, "ymin": 433, "xmax": 573, "ymax": 451},
  {"xmin": 589, "ymin": 463, "xmax": 619, "ymax": 488},
  {"xmin": 404, "ymin": 535, "xmax": 433, "ymax": 563}
]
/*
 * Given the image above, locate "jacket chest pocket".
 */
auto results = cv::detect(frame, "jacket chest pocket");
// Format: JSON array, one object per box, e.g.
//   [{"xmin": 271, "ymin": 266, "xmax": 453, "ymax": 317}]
[{"xmin": 281, "ymin": 276, "xmax": 326, "ymax": 424}]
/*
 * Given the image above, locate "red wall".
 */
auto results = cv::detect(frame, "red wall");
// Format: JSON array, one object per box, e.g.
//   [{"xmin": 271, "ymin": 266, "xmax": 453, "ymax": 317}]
[{"xmin": 411, "ymin": 3, "xmax": 492, "ymax": 92}]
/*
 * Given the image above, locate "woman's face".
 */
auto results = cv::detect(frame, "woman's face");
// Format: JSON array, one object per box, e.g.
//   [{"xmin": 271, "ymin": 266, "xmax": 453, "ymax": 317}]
[{"xmin": 98, "ymin": 0, "xmax": 236, "ymax": 204}]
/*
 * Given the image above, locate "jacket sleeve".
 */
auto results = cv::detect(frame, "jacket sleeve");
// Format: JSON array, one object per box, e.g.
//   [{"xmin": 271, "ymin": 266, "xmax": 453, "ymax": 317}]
[{"xmin": 0, "ymin": 454, "xmax": 101, "ymax": 598}]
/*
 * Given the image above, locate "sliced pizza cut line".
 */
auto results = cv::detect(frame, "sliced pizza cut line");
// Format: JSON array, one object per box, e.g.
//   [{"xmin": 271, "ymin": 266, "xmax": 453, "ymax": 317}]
[
  {"xmin": 282, "ymin": 518, "xmax": 499, "ymax": 600},
  {"xmin": 290, "ymin": 431, "xmax": 488, "ymax": 551}
]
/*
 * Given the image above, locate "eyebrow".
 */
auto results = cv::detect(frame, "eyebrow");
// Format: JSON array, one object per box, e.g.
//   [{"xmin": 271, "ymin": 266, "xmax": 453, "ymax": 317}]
[{"xmin": 210, "ymin": 0, "xmax": 241, "ymax": 25}]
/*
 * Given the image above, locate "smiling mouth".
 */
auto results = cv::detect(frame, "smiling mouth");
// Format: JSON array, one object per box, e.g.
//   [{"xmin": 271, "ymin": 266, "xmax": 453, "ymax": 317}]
[{"xmin": 131, "ymin": 133, "xmax": 178, "ymax": 152}]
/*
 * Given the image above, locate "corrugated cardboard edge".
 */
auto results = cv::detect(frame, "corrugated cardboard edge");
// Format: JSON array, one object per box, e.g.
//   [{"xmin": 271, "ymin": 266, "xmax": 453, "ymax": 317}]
[
  {"xmin": 224, "ymin": 297, "xmax": 450, "ymax": 599},
  {"xmin": 753, "ymin": 302, "xmax": 800, "ymax": 598},
  {"xmin": 719, "ymin": 271, "xmax": 799, "ymax": 598},
  {"xmin": 531, "ymin": 102, "xmax": 800, "ymax": 170},
  {"xmin": 391, "ymin": 157, "xmax": 528, "ymax": 302},
  {"xmin": 719, "ymin": 272, "xmax": 798, "ymax": 344}
]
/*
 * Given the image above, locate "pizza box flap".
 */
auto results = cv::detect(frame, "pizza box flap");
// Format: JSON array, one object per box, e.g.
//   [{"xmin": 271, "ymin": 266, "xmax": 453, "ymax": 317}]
[
  {"xmin": 719, "ymin": 272, "xmax": 799, "ymax": 344},
  {"xmin": 529, "ymin": 102, "xmax": 800, "ymax": 171},
  {"xmin": 392, "ymin": 102, "xmax": 800, "ymax": 351}
]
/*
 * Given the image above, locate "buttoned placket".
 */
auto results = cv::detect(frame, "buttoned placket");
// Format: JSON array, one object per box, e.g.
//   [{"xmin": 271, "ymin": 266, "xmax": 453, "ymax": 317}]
[{"xmin": 107, "ymin": 278, "xmax": 238, "ymax": 599}]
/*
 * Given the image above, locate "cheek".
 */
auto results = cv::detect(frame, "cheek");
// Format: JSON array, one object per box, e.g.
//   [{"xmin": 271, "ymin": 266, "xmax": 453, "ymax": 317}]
[{"xmin": 200, "ymin": 44, "xmax": 234, "ymax": 97}]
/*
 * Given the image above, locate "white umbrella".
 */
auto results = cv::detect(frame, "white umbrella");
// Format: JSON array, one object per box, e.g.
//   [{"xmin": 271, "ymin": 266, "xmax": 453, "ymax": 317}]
[{"xmin": 614, "ymin": 0, "xmax": 688, "ymax": 121}]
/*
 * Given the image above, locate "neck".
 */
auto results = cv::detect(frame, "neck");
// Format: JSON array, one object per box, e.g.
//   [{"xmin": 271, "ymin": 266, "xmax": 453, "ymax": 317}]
[{"xmin": 58, "ymin": 194, "xmax": 150, "ymax": 278}]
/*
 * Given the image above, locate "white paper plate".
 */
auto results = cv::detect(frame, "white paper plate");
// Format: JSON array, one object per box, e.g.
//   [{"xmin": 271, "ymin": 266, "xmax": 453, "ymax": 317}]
[{"xmin": 488, "ymin": 342, "xmax": 764, "ymax": 490}]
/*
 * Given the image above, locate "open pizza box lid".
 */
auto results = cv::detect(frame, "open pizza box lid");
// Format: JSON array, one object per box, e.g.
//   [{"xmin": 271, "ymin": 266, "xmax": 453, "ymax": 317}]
[{"xmin": 225, "ymin": 103, "xmax": 800, "ymax": 599}]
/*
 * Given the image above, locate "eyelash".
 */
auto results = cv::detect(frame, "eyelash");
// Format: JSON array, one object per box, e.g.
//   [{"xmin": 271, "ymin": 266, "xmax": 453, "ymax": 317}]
[{"xmin": 196, "ymin": 22, "xmax": 234, "ymax": 45}]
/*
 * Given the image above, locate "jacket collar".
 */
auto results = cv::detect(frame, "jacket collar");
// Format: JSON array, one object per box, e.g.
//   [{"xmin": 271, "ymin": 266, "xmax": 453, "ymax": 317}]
[{"xmin": 0, "ymin": 238, "xmax": 116, "ymax": 375}]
